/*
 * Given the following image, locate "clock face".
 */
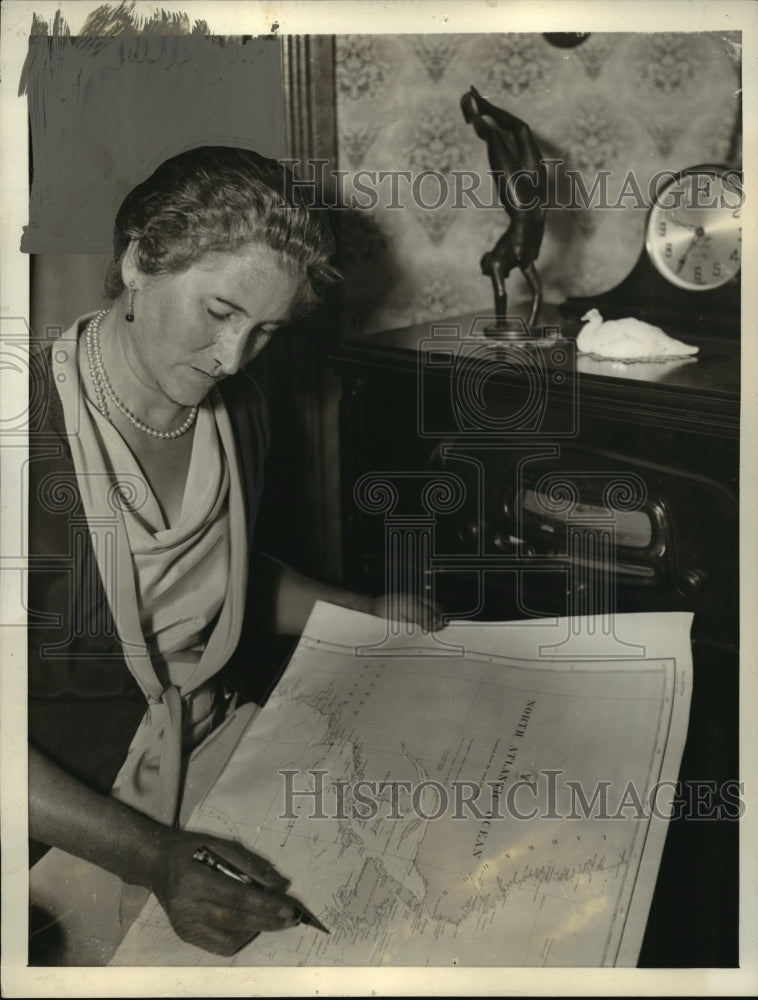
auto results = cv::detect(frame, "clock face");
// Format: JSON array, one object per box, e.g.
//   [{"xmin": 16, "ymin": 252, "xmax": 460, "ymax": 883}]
[{"xmin": 645, "ymin": 166, "xmax": 742, "ymax": 292}]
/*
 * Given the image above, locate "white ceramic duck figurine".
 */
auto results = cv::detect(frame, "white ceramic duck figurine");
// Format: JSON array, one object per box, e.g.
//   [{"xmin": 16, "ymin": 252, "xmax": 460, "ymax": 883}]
[{"xmin": 577, "ymin": 309, "xmax": 699, "ymax": 360}]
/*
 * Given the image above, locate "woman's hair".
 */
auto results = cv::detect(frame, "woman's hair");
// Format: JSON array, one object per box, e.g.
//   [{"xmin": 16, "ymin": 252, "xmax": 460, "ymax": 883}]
[{"xmin": 105, "ymin": 145, "xmax": 338, "ymax": 312}]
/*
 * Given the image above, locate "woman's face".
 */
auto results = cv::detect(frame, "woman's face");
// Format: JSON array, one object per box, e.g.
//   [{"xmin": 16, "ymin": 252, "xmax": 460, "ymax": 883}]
[{"xmin": 122, "ymin": 243, "xmax": 303, "ymax": 408}]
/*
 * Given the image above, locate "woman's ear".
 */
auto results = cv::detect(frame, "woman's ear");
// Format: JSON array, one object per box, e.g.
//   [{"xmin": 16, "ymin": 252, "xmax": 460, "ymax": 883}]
[{"xmin": 120, "ymin": 239, "xmax": 142, "ymax": 289}]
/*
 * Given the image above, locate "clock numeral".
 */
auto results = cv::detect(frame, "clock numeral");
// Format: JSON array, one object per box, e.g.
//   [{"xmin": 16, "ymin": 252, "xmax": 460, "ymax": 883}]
[
  {"xmin": 694, "ymin": 265, "xmax": 703, "ymax": 284},
  {"xmin": 713, "ymin": 262, "xmax": 722, "ymax": 278},
  {"xmin": 657, "ymin": 220, "xmax": 666, "ymax": 237},
  {"xmin": 732, "ymin": 208, "xmax": 741, "ymax": 219},
  {"xmin": 730, "ymin": 248, "xmax": 740, "ymax": 263},
  {"xmin": 665, "ymin": 242, "xmax": 673, "ymax": 259}
]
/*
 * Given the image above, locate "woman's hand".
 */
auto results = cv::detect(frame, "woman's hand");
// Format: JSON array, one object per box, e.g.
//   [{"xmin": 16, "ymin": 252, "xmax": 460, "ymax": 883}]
[
  {"xmin": 147, "ymin": 827, "xmax": 299, "ymax": 956},
  {"xmin": 371, "ymin": 592, "xmax": 446, "ymax": 632},
  {"xmin": 29, "ymin": 747, "xmax": 298, "ymax": 958}
]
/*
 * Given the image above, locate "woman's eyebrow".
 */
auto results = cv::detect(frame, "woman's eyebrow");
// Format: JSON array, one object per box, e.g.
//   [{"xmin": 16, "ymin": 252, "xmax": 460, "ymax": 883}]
[{"xmin": 214, "ymin": 296, "xmax": 289, "ymax": 328}]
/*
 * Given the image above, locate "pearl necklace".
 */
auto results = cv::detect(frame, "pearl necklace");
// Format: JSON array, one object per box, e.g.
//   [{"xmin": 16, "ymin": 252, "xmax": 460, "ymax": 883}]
[{"xmin": 85, "ymin": 310, "xmax": 198, "ymax": 440}]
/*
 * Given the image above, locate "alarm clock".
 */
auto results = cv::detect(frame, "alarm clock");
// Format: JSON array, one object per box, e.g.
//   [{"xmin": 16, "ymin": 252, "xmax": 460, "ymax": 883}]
[
  {"xmin": 646, "ymin": 165, "xmax": 742, "ymax": 291},
  {"xmin": 560, "ymin": 164, "xmax": 742, "ymax": 335}
]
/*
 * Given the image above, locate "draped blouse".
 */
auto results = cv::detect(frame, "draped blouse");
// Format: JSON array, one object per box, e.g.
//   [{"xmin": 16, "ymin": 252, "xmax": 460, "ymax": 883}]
[{"xmin": 51, "ymin": 315, "xmax": 249, "ymax": 824}]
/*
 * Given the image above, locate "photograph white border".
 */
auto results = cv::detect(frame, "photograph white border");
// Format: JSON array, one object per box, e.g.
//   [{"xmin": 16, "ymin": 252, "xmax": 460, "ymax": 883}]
[{"xmin": 2, "ymin": 1, "xmax": 756, "ymax": 995}]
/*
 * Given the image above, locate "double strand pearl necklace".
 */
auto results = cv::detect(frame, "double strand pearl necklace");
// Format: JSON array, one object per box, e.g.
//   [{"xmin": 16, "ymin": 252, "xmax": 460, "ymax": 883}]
[{"xmin": 84, "ymin": 309, "xmax": 198, "ymax": 440}]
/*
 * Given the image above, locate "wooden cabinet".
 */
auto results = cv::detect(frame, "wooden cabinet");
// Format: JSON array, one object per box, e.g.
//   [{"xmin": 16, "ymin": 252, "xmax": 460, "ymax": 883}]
[{"xmin": 333, "ymin": 307, "xmax": 738, "ymax": 637}]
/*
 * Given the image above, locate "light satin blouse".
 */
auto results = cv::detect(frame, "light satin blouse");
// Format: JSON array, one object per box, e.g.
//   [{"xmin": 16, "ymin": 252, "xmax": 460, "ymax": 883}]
[{"xmin": 53, "ymin": 315, "xmax": 248, "ymax": 824}]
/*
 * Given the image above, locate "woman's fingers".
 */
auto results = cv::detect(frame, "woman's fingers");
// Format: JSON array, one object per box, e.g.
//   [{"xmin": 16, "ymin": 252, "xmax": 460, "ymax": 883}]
[
  {"xmin": 197, "ymin": 833, "xmax": 290, "ymax": 892},
  {"xmin": 171, "ymin": 916, "xmax": 272, "ymax": 957},
  {"xmin": 182, "ymin": 859, "xmax": 296, "ymax": 926},
  {"xmin": 372, "ymin": 592, "xmax": 446, "ymax": 631},
  {"xmin": 194, "ymin": 874, "xmax": 296, "ymax": 924},
  {"xmin": 195, "ymin": 891, "xmax": 298, "ymax": 930},
  {"xmin": 162, "ymin": 870, "xmax": 300, "ymax": 954},
  {"xmin": 151, "ymin": 829, "xmax": 301, "ymax": 954}
]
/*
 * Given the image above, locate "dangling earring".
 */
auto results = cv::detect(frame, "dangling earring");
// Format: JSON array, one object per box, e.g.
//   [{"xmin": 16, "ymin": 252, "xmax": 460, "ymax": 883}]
[{"xmin": 125, "ymin": 281, "xmax": 136, "ymax": 323}]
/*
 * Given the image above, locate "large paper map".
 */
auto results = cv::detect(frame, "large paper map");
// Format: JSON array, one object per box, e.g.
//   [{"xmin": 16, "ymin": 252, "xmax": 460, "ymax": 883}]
[{"xmin": 113, "ymin": 605, "xmax": 693, "ymax": 967}]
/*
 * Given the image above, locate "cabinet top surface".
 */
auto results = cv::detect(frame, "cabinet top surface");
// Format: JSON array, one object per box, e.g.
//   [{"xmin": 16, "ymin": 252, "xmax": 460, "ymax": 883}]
[{"xmin": 334, "ymin": 304, "xmax": 741, "ymax": 401}]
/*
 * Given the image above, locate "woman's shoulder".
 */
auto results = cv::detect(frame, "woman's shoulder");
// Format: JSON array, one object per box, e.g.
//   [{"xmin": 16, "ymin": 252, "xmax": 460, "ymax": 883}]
[{"xmin": 28, "ymin": 315, "xmax": 89, "ymax": 436}]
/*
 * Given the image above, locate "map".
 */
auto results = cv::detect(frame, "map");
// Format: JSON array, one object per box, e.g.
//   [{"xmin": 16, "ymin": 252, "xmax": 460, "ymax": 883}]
[{"xmin": 112, "ymin": 605, "xmax": 693, "ymax": 967}]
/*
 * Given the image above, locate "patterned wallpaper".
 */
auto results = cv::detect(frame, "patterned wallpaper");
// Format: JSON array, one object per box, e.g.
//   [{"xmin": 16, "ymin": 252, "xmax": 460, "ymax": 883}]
[{"xmin": 332, "ymin": 32, "xmax": 741, "ymax": 334}]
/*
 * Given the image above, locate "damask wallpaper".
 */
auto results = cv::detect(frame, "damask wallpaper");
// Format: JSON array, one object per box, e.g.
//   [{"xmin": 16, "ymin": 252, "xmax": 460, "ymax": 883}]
[{"xmin": 332, "ymin": 32, "xmax": 741, "ymax": 334}]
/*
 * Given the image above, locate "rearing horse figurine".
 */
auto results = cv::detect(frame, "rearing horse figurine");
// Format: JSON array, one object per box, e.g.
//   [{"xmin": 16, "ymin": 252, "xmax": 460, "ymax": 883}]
[{"xmin": 461, "ymin": 86, "xmax": 547, "ymax": 330}]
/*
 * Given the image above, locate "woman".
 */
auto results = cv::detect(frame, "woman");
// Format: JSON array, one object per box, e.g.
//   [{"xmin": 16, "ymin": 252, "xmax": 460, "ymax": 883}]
[{"xmin": 28, "ymin": 146, "xmax": 437, "ymax": 957}]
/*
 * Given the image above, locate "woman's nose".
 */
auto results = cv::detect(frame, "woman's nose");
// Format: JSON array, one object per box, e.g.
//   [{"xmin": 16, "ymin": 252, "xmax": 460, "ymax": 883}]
[{"xmin": 214, "ymin": 327, "xmax": 249, "ymax": 376}]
